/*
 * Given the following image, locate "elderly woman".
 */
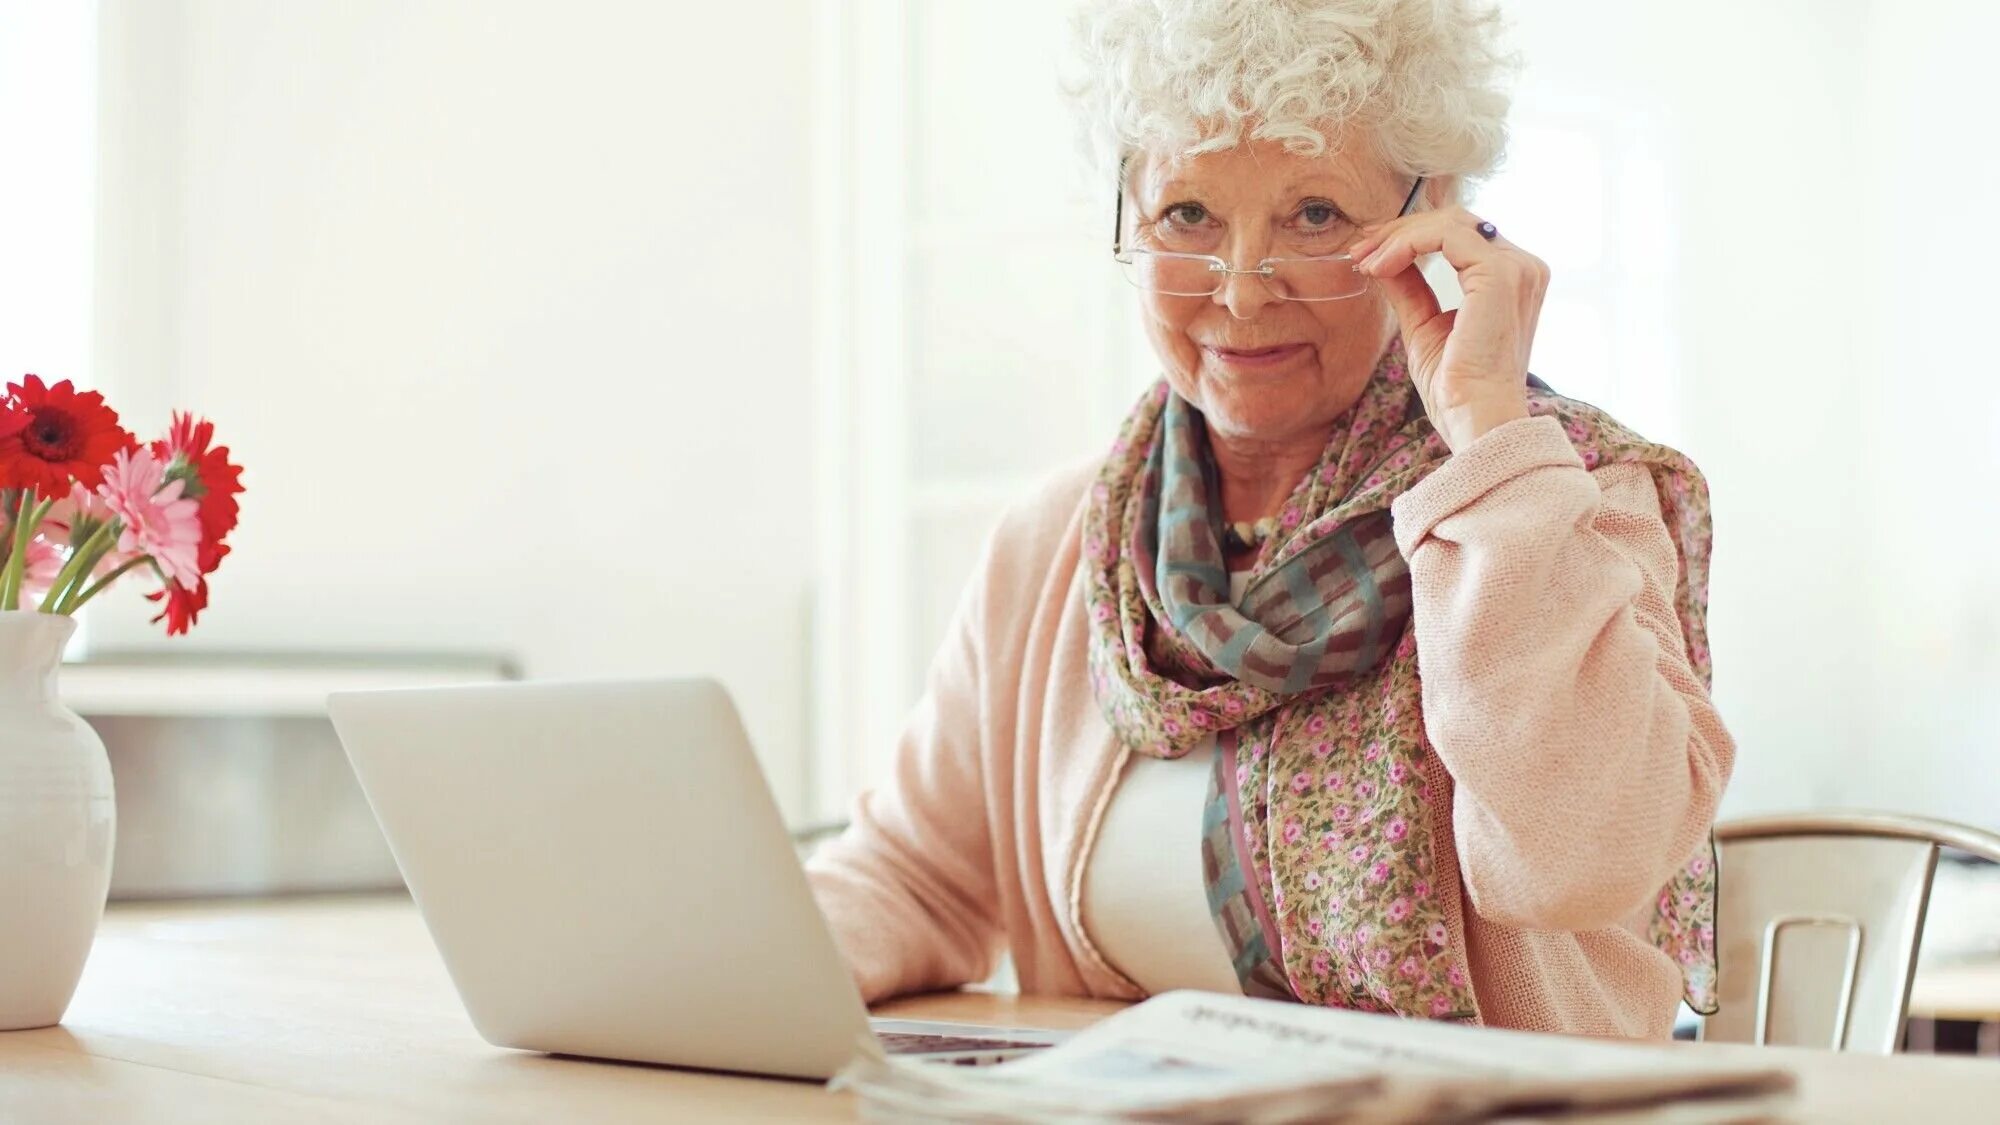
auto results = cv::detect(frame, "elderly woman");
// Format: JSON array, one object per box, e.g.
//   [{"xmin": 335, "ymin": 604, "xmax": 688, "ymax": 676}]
[{"xmin": 808, "ymin": 0, "xmax": 1731, "ymax": 1039}]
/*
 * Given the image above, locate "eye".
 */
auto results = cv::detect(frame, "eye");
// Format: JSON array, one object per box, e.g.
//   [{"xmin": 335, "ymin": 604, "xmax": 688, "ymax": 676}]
[
  {"xmin": 1296, "ymin": 200, "xmax": 1345, "ymax": 228},
  {"xmin": 1161, "ymin": 202, "xmax": 1210, "ymax": 227}
]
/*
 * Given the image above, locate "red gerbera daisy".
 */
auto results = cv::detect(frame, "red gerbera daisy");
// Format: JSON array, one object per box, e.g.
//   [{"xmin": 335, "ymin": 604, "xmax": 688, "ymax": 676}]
[
  {"xmin": 0, "ymin": 392, "xmax": 26, "ymax": 441},
  {"xmin": 0, "ymin": 375, "xmax": 136, "ymax": 496},
  {"xmin": 146, "ymin": 575, "xmax": 210, "ymax": 636},
  {"xmin": 152, "ymin": 412, "xmax": 244, "ymax": 575}
]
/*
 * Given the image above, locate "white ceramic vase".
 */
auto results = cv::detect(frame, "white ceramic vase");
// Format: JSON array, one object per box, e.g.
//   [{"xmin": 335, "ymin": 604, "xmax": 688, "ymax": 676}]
[{"xmin": 0, "ymin": 611, "xmax": 114, "ymax": 1031}]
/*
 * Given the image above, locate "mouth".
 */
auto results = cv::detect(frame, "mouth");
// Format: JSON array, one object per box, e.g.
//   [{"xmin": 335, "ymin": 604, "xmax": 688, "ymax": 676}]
[{"xmin": 1203, "ymin": 343, "xmax": 1311, "ymax": 372}]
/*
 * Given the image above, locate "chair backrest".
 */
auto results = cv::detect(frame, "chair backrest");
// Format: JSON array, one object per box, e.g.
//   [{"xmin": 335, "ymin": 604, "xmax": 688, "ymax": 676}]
[{"xmin": 1705, "ymin": 812, "xmax": 2000, "ymax": 1053}]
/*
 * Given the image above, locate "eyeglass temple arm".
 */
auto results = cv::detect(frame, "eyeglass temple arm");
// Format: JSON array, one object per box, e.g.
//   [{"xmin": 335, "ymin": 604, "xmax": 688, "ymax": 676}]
[
  {"xmin": 1397, "ymin": 175, "xmax": 1426, "ymax": 217},
  {"xmin": 1112, "ymin": 159, "xmax": 1126, "ymax": 254},
  {"xmin": 1114, "ymin": 170, "xmax": 1426, "ymax": 254}
]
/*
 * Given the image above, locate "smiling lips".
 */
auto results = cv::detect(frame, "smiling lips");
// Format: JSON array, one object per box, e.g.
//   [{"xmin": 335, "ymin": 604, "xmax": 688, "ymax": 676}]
[{"xmin": 1205, "ymin": 343, "xmax": 1311, "ymax": 371}]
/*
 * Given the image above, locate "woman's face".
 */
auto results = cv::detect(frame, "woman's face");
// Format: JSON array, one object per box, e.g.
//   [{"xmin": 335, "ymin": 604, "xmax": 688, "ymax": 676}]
[{"xmin": 1125, "ymin": 139, "xmax": 1415, "ymax": 446}]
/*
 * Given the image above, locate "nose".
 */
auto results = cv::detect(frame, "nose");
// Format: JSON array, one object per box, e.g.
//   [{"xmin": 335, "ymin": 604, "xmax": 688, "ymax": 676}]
[
  {"xmin": 1215, "ymin": 266, "xmax": 1280, "ymax": 320},
  {"xmin": 1214, "ymin": 226, "xmax": 1279, "ymax": 320}
]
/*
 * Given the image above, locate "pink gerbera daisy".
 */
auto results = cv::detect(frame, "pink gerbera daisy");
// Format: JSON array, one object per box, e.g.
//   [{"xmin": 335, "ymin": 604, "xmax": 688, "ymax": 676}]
[
  {"xmin": 41, "ymin": 481, "xmax": 116, "ymax": 545},
  {"xmin": 40, "ymin": 482, "xmax": 137, "ymax": 583},
  {"xmin": 98, "ymin": 448, "xmax": 201, "ymax": 586},
  {"xmin": 18, "ymin": 535, "xmax": 65, "ymax": 607}
]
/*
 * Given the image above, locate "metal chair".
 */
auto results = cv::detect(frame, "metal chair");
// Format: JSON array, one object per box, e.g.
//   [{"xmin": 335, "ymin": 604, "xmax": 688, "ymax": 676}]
[{"xmin": 1703, "ymin": 811, "xmax": 2000, "ymax": 1053}]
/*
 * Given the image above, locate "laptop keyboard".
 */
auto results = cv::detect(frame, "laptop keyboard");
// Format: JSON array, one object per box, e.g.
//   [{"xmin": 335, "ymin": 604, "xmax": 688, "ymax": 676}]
[{"xmin": 877, "ymin": 1031, "xmax": 1053, "ymax": 1056}]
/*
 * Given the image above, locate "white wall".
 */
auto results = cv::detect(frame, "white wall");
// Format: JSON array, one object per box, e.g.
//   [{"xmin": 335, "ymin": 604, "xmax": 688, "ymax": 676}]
[
  {"xmin": 91, "ymin": 0, "xmax": 819, "ymax": 817},
  {"xmin": 1850, "ymin": 0, "xmax": 2000, "ymax": 826},
  {"xmin": 0, "ymin": 2, "xmax": 96, "ymax": 406}
]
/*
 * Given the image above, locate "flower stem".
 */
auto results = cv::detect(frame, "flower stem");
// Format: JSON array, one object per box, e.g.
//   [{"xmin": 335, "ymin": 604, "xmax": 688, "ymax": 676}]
[
  {"xmin": 3, "ymin": 489, "xmax": 41, "ymax": 612},
  {"xmin": 63, "ymin": 555, "xmax": 150, "ymax": 613},
  {"xmin": 48, "ymin": 538, "xmax": 114, "ymax": 616},
  {"xmin": 0, "ymin": 489, "xmax": 11, "ymax": 599},
  {"xmin": 40, "ymin": 519, "xmax": 118, "ymax": 616}
]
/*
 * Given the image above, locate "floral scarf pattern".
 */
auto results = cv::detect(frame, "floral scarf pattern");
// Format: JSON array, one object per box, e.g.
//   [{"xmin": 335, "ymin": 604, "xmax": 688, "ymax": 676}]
[{"xmin": 1083, "ymin": 340, "xmax": 1720, "ymax": 1018}]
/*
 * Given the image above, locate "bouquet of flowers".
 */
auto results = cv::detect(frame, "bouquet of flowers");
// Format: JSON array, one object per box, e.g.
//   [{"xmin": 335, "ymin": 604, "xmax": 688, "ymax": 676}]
[{"xmin": 0, "ymin": 375, "xmax": 243, "ymax": 633}]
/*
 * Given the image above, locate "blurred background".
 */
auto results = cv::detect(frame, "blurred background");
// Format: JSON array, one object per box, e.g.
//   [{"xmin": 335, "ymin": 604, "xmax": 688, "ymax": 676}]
[{"xmin": 2, "ymin": 1, "xmax": 1995, "ymax": 896}]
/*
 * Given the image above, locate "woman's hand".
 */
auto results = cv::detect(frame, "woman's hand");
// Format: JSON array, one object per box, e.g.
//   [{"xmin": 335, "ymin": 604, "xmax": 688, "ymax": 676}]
[{"xmin": 1348, "ymin": 208, "xmax": 1546, "ymax": 453}]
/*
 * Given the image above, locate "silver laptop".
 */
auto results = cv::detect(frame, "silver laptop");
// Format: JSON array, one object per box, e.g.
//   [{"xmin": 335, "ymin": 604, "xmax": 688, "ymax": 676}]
[{"xmin": 327, "ymin": 677, "xmax": 1067, "ymax": 1079}]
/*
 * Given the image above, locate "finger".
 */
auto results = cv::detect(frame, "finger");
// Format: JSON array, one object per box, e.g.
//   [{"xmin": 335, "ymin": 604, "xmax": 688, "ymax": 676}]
[
  {"xmin": 1373, "ymin": 262, "xmax": 1443, "ymax": 332},
  {"xmin": 1357, "ymin": 215, "xmax": 1509, "ymax": 278},
  {"xmin": 1354, "ymin": 208, "xmax": 1512, "ymax": 267},
  {"xmin": 1347, "ymin": 209, "xmax": 1449, "ymax": 261},
  {"xmin": 1346, "ymin": 221, "xmax": 1404, "ymax": 262},
  {"xmin": 1352, "ymin": 205, "xmax": 1510, "ymax": 255}
]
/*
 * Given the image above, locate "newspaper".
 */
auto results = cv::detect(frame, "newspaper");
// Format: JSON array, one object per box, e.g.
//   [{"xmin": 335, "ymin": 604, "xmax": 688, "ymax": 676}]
[{"xmin": 831, "ymin": 991, "xmax": 1796, "ymax": 1124}]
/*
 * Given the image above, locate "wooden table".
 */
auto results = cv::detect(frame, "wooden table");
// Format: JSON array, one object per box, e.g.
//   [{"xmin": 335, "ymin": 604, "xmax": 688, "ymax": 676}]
[{"xmin": 3, "ymin": 895, "xmax": 1998, "ymax": 1123}]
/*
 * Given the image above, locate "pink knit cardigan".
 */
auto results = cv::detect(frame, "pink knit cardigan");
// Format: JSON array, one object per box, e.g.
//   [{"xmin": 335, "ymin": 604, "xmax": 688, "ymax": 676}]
[{"xmin": 806, "ymin": 414, "xmax": 1734, "ymax": 1038}]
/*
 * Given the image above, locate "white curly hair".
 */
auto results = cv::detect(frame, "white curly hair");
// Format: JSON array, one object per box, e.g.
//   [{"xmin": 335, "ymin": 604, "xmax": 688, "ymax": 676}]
[{"xmin": 1064, "ymin": 0, "xmax": 1517, "ymax": 201}]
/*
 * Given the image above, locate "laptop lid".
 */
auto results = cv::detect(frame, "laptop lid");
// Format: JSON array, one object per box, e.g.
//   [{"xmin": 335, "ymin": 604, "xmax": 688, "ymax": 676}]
[{"xmin": 329, "ymin": 677, "xmax": 874, "ymax": 1079}]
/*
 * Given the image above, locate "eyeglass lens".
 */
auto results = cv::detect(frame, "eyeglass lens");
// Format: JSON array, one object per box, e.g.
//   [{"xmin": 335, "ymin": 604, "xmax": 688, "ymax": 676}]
[{"xmin": 1116, "ymin": 253, "xmax": 1368, "ymax": 301}]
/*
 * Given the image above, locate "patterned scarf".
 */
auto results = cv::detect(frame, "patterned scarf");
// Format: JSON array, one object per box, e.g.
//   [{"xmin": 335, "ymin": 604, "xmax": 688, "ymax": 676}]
[{"xmin": 1083, "ymin": 340, "xmax": 1719, "ymax": 1019}]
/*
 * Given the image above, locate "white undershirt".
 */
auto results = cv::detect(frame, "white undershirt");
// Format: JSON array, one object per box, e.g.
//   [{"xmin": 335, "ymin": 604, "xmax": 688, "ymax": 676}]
[{"xmin": 1078, "ymin": 571, "xmax": 1252, "ymax": 997}]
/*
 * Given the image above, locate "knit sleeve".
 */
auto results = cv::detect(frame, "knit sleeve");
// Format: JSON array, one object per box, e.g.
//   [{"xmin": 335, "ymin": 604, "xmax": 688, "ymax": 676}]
[{"xmin": 1388, "ymin": 414, "xmax": 1734, "ymax": 932}]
